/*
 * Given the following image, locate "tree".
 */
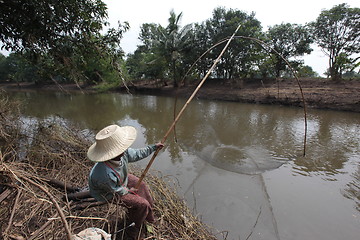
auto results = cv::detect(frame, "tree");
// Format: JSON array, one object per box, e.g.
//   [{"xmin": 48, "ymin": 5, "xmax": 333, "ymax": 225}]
[
  {"xmin": 0, "ymin": 53, "xmax": 7, "ymax": 81},
  {"xmin": 0, "ymin": 0, "xmax": 107, "ymax": 53},
  {"xmin": 311, "ymin": 3, "xmax": 360, "ymax": 80},
  {"xmin": 127, "ymin": 24, "xmax": 168, "ymax": 81},
  {"xmin": 191, "ymin": 23, "xmax": 213, "ymax": 78},
  {"xmin": 296, "ymin": 65, "xmax": 319, "ymax": 78},
  {"xmin": 265, "ymin": 23, "xmax": 313, "ymax": 77},
  {"xmin": 126, "ymin": 46, "xmax": 167, "ymax": 80},
  {"xmin": 199, "ymin": 7, "xmax": 263, "ymax": 79},
  {"xmin": 0, "ymin": 53, "xmax": 39, "ymax": 83},
  {"xmin": 154, "ymin": 10, "xmax": 194, "ymax": 87},
  {"xmin": 0, "ymin": 0, "xmax": 129, "ymax": 84},
  {"xmin": 130, "ymin": 10, "xmax": 194, "ymax": 87}
]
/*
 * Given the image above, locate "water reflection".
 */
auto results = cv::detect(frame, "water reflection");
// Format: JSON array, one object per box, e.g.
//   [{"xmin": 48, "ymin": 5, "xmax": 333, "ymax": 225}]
[
  {"xmin": 293, "ymin": 113, "xmax": 360, "ymax": 177},
  {"xmin": 176, "ymin": 100, "xmax": 302, "ymax": 175},
  {"xmin": 343, "ymin": 164, "xmax": 360, "ymax": 211}
]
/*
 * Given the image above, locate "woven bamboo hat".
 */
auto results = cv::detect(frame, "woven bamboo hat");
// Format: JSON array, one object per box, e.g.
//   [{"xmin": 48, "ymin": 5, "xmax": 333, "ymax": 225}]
[{"xmin": 87, "ymin": 125, "xmax": 137, "ymax": 162}]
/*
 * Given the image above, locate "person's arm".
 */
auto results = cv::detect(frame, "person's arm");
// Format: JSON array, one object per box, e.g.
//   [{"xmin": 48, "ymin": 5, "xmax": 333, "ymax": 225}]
[{"xmin": 126, "ymin": 143, "xmax": 164, "ymax": 163}]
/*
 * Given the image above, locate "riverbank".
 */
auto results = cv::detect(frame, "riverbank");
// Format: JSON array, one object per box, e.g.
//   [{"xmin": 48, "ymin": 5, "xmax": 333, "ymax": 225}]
[
  {"xmin": 1, "ymin": 77, "xmax": 360, "ymax": 112},
  {"xmin": 123, "ymin": 78, "xmax": 360, "ymax": 113}
]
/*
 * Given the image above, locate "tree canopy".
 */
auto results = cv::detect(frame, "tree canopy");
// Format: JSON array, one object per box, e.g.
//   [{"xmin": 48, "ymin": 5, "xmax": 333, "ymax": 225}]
[
  {"xmin": 311, "ymin": 3, "xmax": 360, "ymax": 80},
  {"xmin": 266, "ymin": 23, "xmax": 313, "ymax": 77},
  {"xmin": 127, "ymin": 10, "xmax": 193, "ymax": 87},
  {"xmin": 127, "ymin": 7, "xmax": 266, "ymax": 84},
  {"xmin": 0, "ymin": 0, "xmax": 129, "ymax": 85},
  {"xmin": 1, "ymin": 2, "xmax": 358, "ymax": 87},
  {"xmin": 0, "ymin": 0, "xmax": 107, "ymax": 53},
  {"xmin": 199, "ymin": 7, "xmax": 263, "ymax": 79}
]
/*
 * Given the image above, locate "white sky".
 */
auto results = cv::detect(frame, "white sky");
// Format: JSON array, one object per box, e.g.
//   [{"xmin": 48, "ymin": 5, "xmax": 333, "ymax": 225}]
[{"xmin": 104, "ymin": 0, "xmax": 359, "ymax": 76}]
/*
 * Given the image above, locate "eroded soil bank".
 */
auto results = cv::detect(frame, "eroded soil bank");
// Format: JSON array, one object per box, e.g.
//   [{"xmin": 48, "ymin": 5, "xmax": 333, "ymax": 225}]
[
  {"xmin": 125, "ymin": 78, "xmax": 360, "ymax": 113},
  {"xmin": 2, "ymin": 78, "xmax": 360, "ymax": 112}
]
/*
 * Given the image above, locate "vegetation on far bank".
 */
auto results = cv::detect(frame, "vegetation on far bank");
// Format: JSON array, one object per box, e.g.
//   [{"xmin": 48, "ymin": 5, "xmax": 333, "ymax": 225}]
[{"xmin": 0, "ymin": 1, "xmax": 359, "ymax": 91}]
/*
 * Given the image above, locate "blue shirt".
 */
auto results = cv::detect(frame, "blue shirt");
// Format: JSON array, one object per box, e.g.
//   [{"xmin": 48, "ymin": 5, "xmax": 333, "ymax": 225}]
[{"xmin": 88, "ymin": 145, "xmax": 157, "ymax": 202}]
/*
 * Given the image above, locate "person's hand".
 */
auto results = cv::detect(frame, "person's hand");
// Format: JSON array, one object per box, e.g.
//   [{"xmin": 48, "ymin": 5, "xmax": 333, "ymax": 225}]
[{"xmin": 156, "ymin": 142, "xmax": 164, "ymax": 150}]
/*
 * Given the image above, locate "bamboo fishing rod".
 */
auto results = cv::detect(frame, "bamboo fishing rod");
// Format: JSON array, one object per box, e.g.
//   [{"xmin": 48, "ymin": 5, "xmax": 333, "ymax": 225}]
[{"xmin": 135, "ymin": 24, "xmax": 242, "ymax": 189}]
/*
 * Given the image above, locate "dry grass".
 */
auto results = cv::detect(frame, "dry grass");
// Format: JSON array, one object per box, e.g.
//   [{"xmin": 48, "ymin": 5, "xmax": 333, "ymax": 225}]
[{"xmin": 0, "ymin": 92, "xmax": 217, "ymax": 240}]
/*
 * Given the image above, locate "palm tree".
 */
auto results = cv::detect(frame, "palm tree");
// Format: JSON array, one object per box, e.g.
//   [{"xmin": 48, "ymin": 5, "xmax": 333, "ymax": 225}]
[{"xmin": 157, "ymin": 10, "xmax": 193, "ymax": 87}]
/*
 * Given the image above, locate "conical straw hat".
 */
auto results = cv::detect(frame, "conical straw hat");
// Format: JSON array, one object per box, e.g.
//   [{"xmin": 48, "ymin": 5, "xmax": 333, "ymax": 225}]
[{"xmin": 87, "ymin": 125, "xmax": 137, "ymax": 162}]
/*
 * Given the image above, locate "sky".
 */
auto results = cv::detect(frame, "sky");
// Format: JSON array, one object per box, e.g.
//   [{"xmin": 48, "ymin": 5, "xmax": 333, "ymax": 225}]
[{"xmin": 103, "ymin": 0, "xmax": 359, "ymax": 76}]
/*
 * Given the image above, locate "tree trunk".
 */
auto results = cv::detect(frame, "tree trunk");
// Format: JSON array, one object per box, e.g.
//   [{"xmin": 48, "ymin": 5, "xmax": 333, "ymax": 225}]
[{"xmin": 172, "ymin": 60, "xmax": 178, "ymax": 88}]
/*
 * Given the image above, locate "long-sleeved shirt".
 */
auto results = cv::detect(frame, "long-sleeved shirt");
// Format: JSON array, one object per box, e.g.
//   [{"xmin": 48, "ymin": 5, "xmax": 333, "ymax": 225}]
[{"xmin": 88, "ymin": 145, "xmax": 157, "ymax": 202}]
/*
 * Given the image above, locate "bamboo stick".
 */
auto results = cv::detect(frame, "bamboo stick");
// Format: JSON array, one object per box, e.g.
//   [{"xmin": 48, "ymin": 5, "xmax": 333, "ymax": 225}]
[
  {"xmin": 28, "ymin": 206, "xmax": 67, "ymax": 240},
  {"xmin": 0, "ymin": 188, "xmax": 12, "ymax": 203},
  {"xmin": 19, "ymin": 176, "xmax": 73, "ymax": 240},
  {"xmin": 4, "ymin": 189, "xmax": 22, "ymax": 237},
  {"xmin": 135, "ymin": 24, "xmax": 242, "ymax": 189}
]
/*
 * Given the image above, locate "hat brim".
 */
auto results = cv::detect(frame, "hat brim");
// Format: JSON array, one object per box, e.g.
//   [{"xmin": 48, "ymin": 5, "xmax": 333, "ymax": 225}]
[{"xmin": 87, "ymin": 125, "xmax": 137, "ymax": 162}]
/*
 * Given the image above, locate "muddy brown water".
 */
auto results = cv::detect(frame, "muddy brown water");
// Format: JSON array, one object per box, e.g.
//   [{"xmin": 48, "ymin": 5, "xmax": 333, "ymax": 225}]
[{"xmin": 8, "ymin": 91, "xmax": 360, "ymax": 240}]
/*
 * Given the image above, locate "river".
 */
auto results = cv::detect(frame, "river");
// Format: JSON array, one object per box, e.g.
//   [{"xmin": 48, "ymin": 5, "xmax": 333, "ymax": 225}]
[{"xmin": 8, "ymin": 90, "xmax": 360, "ymax": 240}]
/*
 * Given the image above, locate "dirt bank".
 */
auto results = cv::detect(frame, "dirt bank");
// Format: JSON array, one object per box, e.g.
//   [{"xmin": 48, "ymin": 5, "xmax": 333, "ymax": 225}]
[
  {"xmin": 121, "ymin": 78, "xmax": 360, "ymax": 113},
  {"xmin": 2, "ymin": 78, "xmax": 360, "ymax": 112}
]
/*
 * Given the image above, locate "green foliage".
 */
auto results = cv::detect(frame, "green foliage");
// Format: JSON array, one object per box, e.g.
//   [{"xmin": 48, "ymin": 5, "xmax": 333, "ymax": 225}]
[
  {"xmin": 199, "ymin": 7, "xmax": 264, "ymax": 79},
  {"xmin": 190, "ymin": 23, "xmax": 213, "ymax": 78},
  {"xmin": 265, "ymin": 23, "xmax": 313, "ymax": 77},
  {"xmin": 296, "ymin": 65, "xmax": 319, "ymax": 78},
  {"xmin": 0, "ymin": 53, "xmax": 39, "ymax": 82},
  {"xmin": 254, "ymin": 54, "xmax": 277, "ymax": 78},
  {"xmin": 342, "ymin": 70, "xmax": 360, "ymax": 79},
  {"xmin": 126, "ymin": 47, "xmax": 167, "ymax": 80},
  {"xmin": 0, "ymin": 53, "xmax": 7, "ymax": 81},
  {"xmin": 128, "ymin": 7, "xmax": 265, "ymax": 84},
  {"xmin": 0, "ymin": 0, "xmax": 107, "ymax": 53},
  {"xmin": 158, "ymin": 10, "xmax": 194, "ymax": 87},
  {"xmin": 128, "ymin": 10, "xmax": 194, "ymax": 87},
  {"xmin": 0, "ymin": 0, "xmax": 129, "ymax": 85},
  {"xmin": 310, "ymin": 3, "xmax": 360, "ymax": 80}
]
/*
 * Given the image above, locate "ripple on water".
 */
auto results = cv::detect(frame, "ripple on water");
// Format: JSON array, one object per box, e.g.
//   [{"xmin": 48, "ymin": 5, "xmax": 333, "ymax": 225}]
[{"xmin": 197, "ymin": 144, "xmax": 290, "ymax": 175}]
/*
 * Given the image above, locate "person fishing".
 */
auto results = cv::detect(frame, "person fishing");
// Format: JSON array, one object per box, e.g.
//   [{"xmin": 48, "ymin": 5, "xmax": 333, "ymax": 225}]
[{"xmin": 87, "ymin": 124, "xmax": 164, "ymax": 239}]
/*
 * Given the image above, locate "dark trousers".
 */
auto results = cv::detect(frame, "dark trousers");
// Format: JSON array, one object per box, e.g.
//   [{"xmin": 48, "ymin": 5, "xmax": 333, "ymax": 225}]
[{"xmin": 115, "ymin": 174, "xmax": 155, "ymax": 238}]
